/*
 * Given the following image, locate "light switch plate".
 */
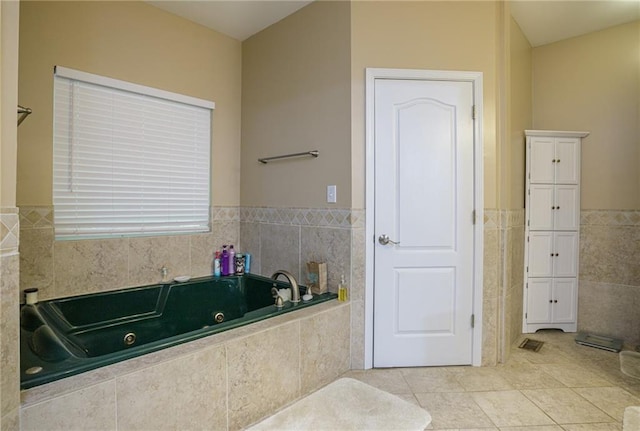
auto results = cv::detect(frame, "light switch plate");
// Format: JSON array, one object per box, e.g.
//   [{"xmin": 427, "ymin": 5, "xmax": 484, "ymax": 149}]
[{"xmin": 327, "ymin": 185, "xmax": 337, "ymax": 203}]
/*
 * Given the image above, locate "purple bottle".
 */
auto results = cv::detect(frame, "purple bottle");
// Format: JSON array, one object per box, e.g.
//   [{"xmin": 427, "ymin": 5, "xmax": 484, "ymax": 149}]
[
  {"xmin": 228, "ymin": 245, "xmax": 236, "ymax": 276},
  {"xmin": 221, "ymin": 245, "xmax": 229, "ymax": 276}
]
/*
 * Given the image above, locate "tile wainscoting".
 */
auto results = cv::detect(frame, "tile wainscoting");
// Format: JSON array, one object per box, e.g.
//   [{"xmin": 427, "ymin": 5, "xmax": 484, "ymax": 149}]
[
  {"xmin": 18, "ymin": 206, "xmax": 240, "ymax": 301},
  {"xmin": 1, "ymin": 208, "xmax": 20, "ymax": 430},
  {"xmin": 484, "ymin": 209, "xmax": 526, "ymax": 366},
  {"xmin": 579, "ymin": 210, "xmax": 640, "ymax": 348}
]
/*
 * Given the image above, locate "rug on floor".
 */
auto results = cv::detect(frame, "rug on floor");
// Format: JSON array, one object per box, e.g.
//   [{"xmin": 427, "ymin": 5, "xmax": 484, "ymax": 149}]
[{"xmin": 246, "ymin": 377, "xmax": 432, "ymax": 431}]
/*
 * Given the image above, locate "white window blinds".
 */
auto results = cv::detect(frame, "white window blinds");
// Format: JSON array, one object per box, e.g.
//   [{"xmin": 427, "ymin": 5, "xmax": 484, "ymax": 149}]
[{"xmin": 53, "ymin": 66, "xmax": 214, "ymax": 239}]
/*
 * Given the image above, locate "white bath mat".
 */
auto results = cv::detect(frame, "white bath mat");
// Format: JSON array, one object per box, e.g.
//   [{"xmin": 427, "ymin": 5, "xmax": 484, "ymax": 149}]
[
  {"xmin": 247, "ymin": 377, "xmax": 432, "ymax": 431},
  {"xmin": 620, "ymin": 351, "xmax": 640, "ymax": 379}
]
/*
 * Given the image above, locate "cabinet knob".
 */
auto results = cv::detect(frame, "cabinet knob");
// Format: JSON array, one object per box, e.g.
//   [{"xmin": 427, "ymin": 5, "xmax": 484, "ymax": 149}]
[
  {"xmin": 557, "ymin": 206, "xmax": 560, "ymax": 210},
  {"xmin": 557, "ymin": 159, "xmax": 560, "ymax": 163},
  {"xmin": 552, "ymin": 206, "xmax": 556, "ymax": 210},
  {"xmin": 555, "ymin": 253, "xmax": 559, "ymax": 256},
  {"xmin": 552, "ymin": 159, "xmax": 557, "ymax": 163},
  {"xmin": 554, "ymin": 299, "xmax": 558, "ymax": 303},
  {"xmin": 549, "ymin": 299, "xmax": 553, "ymax": 303}
]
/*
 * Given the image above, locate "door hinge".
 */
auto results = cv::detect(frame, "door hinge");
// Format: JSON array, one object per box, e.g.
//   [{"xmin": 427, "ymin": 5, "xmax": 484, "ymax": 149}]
[
  {"xmin": 526, "ymin": 282, "xmax": 528, "ymax": 289},
  {"xmin": 471, "ymin": 314, "xmax": 475, "ymax": 328},
  {"xmin": 527, "ymin": 220, "xmax": 530, "ymax": 227},
  {"xmin": 472, "ymin": 210, "xmax": 476, "ymax": 225},
  {"xmin": 472, "ymin": 105, "xmax": 476, "ymax": 120},
  {"xmin": 525, "ymin": 312, "xmax": 528, "ymax": 319},
  {"xmin": 526, "ymin": 266, "xmax": 529, "ymax": 273},
  {"xmin": 527, "ymin": 235, "xmax": 529, "ymax": 242}
]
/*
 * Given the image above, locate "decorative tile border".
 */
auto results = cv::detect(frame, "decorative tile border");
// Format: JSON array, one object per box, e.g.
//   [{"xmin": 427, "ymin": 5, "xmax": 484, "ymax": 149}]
[
  {"xmin": 240, "ymin": 206, "xmax": 353, "ymax": 228},
  {"xmin": 25, "ymin": 206, "xmax": 634, "ymax": 234},
  {"xmin": 211, "ymin": 206, "xmax": 240, "ymax": 222},
  {"xmin": 484, "ymin": 210, "xmax": 500, "ymax": 229},
  {"xmin": 19, "ymin": 206, "xmax": 53, "ymax": 229},
  {"xmin": 581, "ymin": 210, "xmax": 640, "ymax": 226},
  {"xmin": 0, "ymin": 207, "xmax": 19, "ymax": 256},
  {"xmin": 19, "ymin": 206, "xmax": 242, "ymax": 230}
]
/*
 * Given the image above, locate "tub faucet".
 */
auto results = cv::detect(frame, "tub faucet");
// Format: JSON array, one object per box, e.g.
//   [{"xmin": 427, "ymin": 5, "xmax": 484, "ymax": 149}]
[{"xmin": 271, "ymin": 270, "xmax": 300, "ymax": 303}]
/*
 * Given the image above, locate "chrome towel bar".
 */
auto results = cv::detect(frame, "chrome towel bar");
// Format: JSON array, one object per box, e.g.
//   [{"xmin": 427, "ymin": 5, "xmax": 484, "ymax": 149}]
[
  {"xmin": 18, "ymin": 105, "xmax": 32, "ymax": 126},
  {"xmin": 258, "ymin": 150, "xmax": 319, "ymax": 164}
]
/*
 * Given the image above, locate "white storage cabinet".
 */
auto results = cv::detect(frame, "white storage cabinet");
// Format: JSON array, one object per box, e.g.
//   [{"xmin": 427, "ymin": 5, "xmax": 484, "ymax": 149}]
[{"xmin": 523, "ymin": 130, "xmax": 589, "ymax": 333}]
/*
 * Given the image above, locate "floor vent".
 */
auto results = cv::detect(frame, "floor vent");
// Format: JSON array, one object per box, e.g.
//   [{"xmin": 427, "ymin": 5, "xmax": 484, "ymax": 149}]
[{"xmin": 519, "ymin": 338, "xmax": 544, "ymax": 352}]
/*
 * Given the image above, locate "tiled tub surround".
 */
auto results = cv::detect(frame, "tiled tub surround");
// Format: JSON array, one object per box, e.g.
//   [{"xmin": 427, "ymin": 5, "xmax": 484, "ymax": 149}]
[
  {"xmin": 579, "ymin": 210, "xmax": 640, "ymax": 348},
  {"xmin": 19, "ymin": 206, "xmax": 241, "ymax": 301},
  {"xmin": 20, "ymin": 300, "xmax": 350, "ymax": 431},
  {"xmin": 239, "ymin": 206, "xmax": 356, "ymax": 292},
  {"xmin": 1, "ymin": 208, "xmax": 21, "ymax": 429}
]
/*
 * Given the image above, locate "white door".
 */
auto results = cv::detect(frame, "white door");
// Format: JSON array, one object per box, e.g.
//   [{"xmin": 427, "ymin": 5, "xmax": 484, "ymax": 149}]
[{"xmin": 373, "ymin": 78, "xmax": 475, "ymax": 367}]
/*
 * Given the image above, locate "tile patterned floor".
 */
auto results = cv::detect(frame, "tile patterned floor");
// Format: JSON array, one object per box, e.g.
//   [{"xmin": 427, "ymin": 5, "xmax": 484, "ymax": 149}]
[{"xmin": 343, "ymin": 331, "xmax": 640, "ymax": 430}]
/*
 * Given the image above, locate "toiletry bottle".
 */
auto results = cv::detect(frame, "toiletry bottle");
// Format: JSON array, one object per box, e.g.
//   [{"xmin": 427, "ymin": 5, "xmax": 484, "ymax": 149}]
[
  {"xmin": 245, "ymin": 253, "xmax": 251, "ymax": 273},
  {"xmin": 228, "ymin": 245, "xmax": 236, "ymax": 276},
  {"xmin": 213, "ymin": 251, "xmax": 221, "ymax": 277},
  {"xmin": 221, "ymin": 245, "xmax": 229, "ymax": 276},
  {"xmin": 338, "ymin": 274, "xmax": 348, "ymax": 301}
]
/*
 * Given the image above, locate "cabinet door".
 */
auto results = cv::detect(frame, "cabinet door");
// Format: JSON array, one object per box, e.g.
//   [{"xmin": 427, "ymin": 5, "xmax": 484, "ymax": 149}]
[
  {"xmin": 555, "ymin": 138, "xmax": 580, "ymax": 184},
  {"xmin": 528, "ymin": 232, "xmax": 554, "ymax": 277},
  {"xmin": 529, "ymin": 185, "xmax": 554, "ymax": 230},
  {"xmin": 554, "ymin": 185, "xmax": 579, "ymax": 230},
  {"xmin": 553, "ymin": 232, "xmax": 578, "ymax": 277},
  {"xmin": 526, "ymin": 278, "xmax": 553, "ymax": 323},
  {"xmin": 552, "ymin": 278, "xmax": 577, "ymax": 323},
  {"xmin": 529, "ymin": 137, "xmax": 555, "ymax": 183}
]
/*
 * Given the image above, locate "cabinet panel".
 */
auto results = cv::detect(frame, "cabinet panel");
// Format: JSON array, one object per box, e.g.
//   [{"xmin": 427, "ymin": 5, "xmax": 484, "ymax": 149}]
[
  {"xmin": 526, "ymin": 278, "xmax": 553, "ymax": 323},
  {"xmin": 528, "ymin": 232, "xmax": 553, "ymax": 277},
  {"xmin": 554, "ymin": 232, "xmax": 578, "ymax": 277},
  {"xmin": 554, "ymin": 185, "xmax": 579, "ymax": 230},
  {"xmin": 529, "ymin": 185, "xmax": 554, "ymax": 230},
  {"xmin": 555, "ymin": 138, "xmax": 580, "ymax": 184},
  {"xmin": 552, "ymin": 278, "xmax": 577, "ymax": 322},
  {"xmin": 529, "ymin": 137, "xmax": 555, "ymax": 183}
]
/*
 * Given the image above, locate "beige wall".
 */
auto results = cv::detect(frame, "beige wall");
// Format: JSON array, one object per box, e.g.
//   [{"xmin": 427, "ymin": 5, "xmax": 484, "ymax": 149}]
[
  {"xmin": 18, "ymin": 1, "xmax": 242, "ymax": 207},
  {"xmin": 1, "ymin": 0, "xmax": 19, "ymax": 207},
  {"xmin": 532, "ymin": 20, "xmax": 640, "ymax": 210},
  {"xmin": 241, "ymin": 1, "xmax": 351, "ymax": 208},
  {"xmin": 508, "ymin": 16, "xmax": 532, "ymax": 209},
  {"xmin": 351, "ymin": 0, "xmax": 500, "ymax": 209}
]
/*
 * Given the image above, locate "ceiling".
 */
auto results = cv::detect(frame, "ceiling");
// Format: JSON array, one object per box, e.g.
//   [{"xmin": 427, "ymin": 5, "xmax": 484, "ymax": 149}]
[
  {"xmin": 511, "ymin": 0, "xmax": 640, "ymax": 47},
  {"xmin": 148, "ymin": 0, "xmax": 640, "ymax": 46},
  {"xmin": 147, "ymin": 0, "xmax": 313, "ymax": 41}
]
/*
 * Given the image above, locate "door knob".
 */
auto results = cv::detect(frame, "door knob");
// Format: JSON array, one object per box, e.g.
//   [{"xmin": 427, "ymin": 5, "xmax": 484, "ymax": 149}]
[{"xmin": 378, "ymin": 234, "xmax": 400, "ymax": 246}]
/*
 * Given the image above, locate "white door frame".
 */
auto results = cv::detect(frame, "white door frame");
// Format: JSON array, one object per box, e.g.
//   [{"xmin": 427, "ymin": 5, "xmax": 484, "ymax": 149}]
[{"xmin": 364, "ymin": 68, "xmax": 484, "ymax": 368}]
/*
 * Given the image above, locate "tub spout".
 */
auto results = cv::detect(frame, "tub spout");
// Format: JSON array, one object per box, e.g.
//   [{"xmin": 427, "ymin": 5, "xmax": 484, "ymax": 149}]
[{"xmin": 271, "ymin": 270, "xmax": 300, "ymax": 303}]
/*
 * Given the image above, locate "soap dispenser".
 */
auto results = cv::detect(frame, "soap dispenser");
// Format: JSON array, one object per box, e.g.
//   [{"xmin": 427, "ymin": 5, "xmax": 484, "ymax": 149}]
[{"xmin": 338, "ymin": 274, "xmax": 348, "ymax": 301}]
